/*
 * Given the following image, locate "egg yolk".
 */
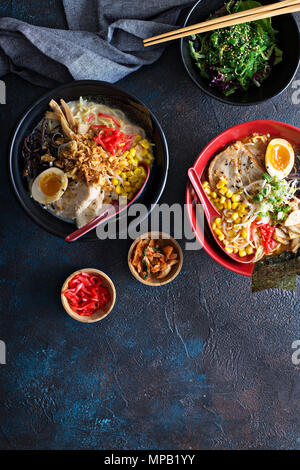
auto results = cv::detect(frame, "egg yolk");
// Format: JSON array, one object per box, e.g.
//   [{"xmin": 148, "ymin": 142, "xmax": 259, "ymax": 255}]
[
  {"xmin": 40, "ymin": 173, "xmax": 62, "ymax": 197},
  {"xmin": 269, "ymin": 144, "xmax": 291, "ymax": 171}
]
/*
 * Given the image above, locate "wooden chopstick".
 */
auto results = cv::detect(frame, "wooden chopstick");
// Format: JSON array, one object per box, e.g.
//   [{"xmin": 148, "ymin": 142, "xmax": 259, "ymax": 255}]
[
  {"xmin": 144, "ymin": 0, "xmax": 298, "ymax": 44},
  {"xmin": 144, "ymin": 0, "xmax": 300, "ymax": 47}
]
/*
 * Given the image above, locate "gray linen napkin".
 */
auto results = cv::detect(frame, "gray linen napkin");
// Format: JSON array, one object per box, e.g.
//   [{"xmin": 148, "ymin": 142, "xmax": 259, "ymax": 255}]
[{"xmin": 0, "ymin": 0, "xmax": 192, "ymax": 87}]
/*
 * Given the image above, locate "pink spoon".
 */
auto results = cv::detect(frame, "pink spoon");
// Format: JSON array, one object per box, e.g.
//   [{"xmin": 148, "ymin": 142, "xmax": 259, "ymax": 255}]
[
  {"xmin": 66, "ymin": 162, "xmax": 150, "ymax": 242},
  {"xmin": 188, "ymin": 167, "xmax": 255, "ymax": 264}
]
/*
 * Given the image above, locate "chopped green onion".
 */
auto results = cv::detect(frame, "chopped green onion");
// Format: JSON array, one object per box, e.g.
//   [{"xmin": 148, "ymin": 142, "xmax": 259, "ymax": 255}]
[
  {"xmin": 253, "ymin": 193, "xmax": 263, "ymax": 202},
  {"xmin": 262, "ymin": 173, "xmax": 272, "ymax": 183}
]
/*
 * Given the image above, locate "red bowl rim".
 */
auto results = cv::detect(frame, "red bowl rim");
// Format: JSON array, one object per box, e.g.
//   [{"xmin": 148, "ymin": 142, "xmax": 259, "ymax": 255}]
[{"xmin": 186, "ymin": 120, "xmax": 300, "ymax": 277}]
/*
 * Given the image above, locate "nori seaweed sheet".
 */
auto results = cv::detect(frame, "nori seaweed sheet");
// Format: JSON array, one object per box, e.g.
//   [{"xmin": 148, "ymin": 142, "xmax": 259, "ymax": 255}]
[{"xmin": 252, "ymin": 251, "xmax": 300, "ymax": 292}]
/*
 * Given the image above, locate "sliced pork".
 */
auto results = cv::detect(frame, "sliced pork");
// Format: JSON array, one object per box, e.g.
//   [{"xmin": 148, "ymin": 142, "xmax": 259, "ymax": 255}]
[{"xmin": 208, "ymin": 138, "xmax": 268, "ymax": 192}]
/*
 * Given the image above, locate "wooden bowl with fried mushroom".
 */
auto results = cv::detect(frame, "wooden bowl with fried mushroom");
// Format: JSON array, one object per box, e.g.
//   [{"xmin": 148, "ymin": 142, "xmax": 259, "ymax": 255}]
[{"xmin": 128, "ymin": 232, "xmax": 183, "ymax": 286}]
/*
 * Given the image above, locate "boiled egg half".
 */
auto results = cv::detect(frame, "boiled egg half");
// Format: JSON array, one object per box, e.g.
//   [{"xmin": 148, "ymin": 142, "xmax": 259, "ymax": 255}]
[
  {"xmin": 31, "ymin": 168, "xmax": 68, "ymax": 205},
  {"xmin": 265, "ymin": 138, "xmax": 294, "ymax": 180}
]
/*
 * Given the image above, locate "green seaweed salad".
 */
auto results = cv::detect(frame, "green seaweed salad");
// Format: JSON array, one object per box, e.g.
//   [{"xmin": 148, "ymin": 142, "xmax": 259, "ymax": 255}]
[{"xmin": 189, "ymin": 0, "xmax": 283, "ymax": 96}]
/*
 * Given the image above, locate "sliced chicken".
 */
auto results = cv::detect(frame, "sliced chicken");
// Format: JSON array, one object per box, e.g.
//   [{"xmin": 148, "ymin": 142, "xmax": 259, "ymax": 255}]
[
  {"xmin": 52, "ymin": 181, "xmax": 104, "ymax": 227},
  {"xmin": 75, "ymin": 186, "xmax": 106, "ymax": 228},
  {"xmin": 290, "ymin": 237, "xmax": 300, "ymax": 253},
  {"xmin": 285, "ymin": 210, "xmax": 300, "ymax": 227},
  {"xmin": 242, "ymin": 137, "xmax": 268, "ymax": 168},
  {"xmin": 274, "ymin": 227, "xmax": 290, "ymax": 245},
  {"xmin": 52, "ymin": 181, "xmax": 89, "ymax": 220},
  {"xmin": 288, "ymin": 225, "xmax": 300, "ymax": 235},
  {"xmin": 208, "ymin": 140, "xmax": 267, "ymax": 192},
  {"xmin": 75, "ymin": 184, "xmax": 100, "ymax": 215},
  {"xmin": 76, "ymin": 195, "xmax": 105, "ymax": 228}
]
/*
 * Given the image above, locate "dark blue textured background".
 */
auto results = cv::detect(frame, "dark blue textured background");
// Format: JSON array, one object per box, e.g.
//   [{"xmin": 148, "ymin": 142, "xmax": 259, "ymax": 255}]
[{"xmin": 0, "ymin": 0, "xmax": 300, "ymax": 450}]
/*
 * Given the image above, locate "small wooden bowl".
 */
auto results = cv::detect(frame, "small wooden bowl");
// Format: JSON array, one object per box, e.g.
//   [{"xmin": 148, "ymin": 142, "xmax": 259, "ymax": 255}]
[
  {"xmin": 128, "ymin": 232, "xmax": 183, "ymax": 286},
  {"xmin": 61, "ymin": 268, "xmax": 116, "ymax": 323}
]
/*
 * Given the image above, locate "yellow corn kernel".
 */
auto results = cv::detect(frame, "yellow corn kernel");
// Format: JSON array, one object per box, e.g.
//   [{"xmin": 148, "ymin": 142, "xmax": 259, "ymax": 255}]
[
  {"xmin": 219, "ymin": 187, "xmax": 227, "ymax": 196},
  {"xmin": 232, "ymin": 194, "xmax": 240, "ymax": 203},
  {"xmin": 124, "ymin": 181, "xmax": 130, "ymax": 187},
  {"xmin": 218, "ymin": 203, "xmax": 224, "ymax": 210},
  {"xmin": 111, "ymin": 178, "xmax": 119, "ymax": 186},
  {"xmin": 241, "ymin": 230, "xmax": 248, "ymax": 239},
  {"xmin": 204, "ymin": 187, "xmax": 211, "ymax": 195},
  {"xmin": 234, "ymin": 248, "xmax": 239, "ymax": 254},
  {"xmin": 215, "ymin": 218, "xmax": 222, "ymax": 226},
  {"xmin": 232, "ymin": 212, "xmax": 239, "ymax": 221},
  {"xmin": 228, "ymin": 230, "xmax": 235, "ymax": 238},
  {"xmin": 239, "ymin": 249, "xmax": 247, "ymax": 258},
  {"xmin": 215, "ymin": 228, "xmax": 223, "ymax": 237},
  {"xmin": 120, "ymin": 172, "xmax": 127, "ymax": 179},
  {"xmin": 240, "ymin": 202, "xmax": 247, "ymax": 211},
  {"xmin": 227, "ymin": 200, "xmax": 232, "ymax": 210},
  {"xmin": 212, "ymin": 222, "xmax": 217, "ymax": 231},
  {"xmin": 225, "ymin": 247, "xmax": 233, "ymax": 254},
  {"xmin": 236, "ymin": 217, "xmax": 241, "ymax": 224},
  {"xmin": 115, "ymin": 185, "xmax": 122, "ymax": 195},
  {"xmin": 219, "ymin": 196, "xmax": 226, "ymax": 204},
  {"xmin": 217, "ymin": 177, "xmax": 228, "ymax": 186},
  {"xmin": 246, "ymin": 246, "xmax": 254, "ymax": 255},
  {"xmin": 133, "ymin": 168, "xmax": 140, "ymax": 176},
  {"xmin": 211, "ymin": 192, "xmax": 217, "ymax": 199},
  {"xmin": 123, "ymin": 151, "xmax": 129, "ymax": 158},
  {"xmin": 141, "ymin": 139, "xmax": 150, "ymax": 149},
  {"xmin": 226, "ymin": 190, "xmax": 233, "ymax": 198},
  {"xmin": 130, "ymin": 148, "xmax": 136, "ymax": 157},
  {"xmin": 203, "ymin": 181, "xmax": 209, "ymax": 188},
  {"xmin": 232, "ymin": 202, "xmax": 239, "ymax": 210},
  {"xmin": 135, "ymin": 134, "xmax": 142, "ymax": 142},
  {"xmin": 218, "ymin": 234, "xmax": 225, "ymax": 242}
]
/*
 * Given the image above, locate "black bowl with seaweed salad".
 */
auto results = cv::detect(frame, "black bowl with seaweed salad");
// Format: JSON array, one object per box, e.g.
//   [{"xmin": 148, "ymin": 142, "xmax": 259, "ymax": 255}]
[{"xmin": 181, "ymin": 0, "xmax": 300, "ymax": 105}]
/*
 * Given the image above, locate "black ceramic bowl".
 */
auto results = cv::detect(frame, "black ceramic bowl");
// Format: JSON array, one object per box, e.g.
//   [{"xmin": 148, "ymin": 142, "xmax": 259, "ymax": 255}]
[
  {"xmin": 9, "ymin": 80, "xmax": 169, "ymax": 240},
  {"xmin": 181, "ymin": 0, "xmax": 300, "ymax": 106}
]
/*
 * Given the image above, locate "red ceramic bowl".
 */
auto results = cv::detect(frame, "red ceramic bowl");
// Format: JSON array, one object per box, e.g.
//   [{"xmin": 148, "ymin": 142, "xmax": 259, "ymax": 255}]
[{"xmin": 186, "ymin": 120, "xmax": 300, "ymax": 277}]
